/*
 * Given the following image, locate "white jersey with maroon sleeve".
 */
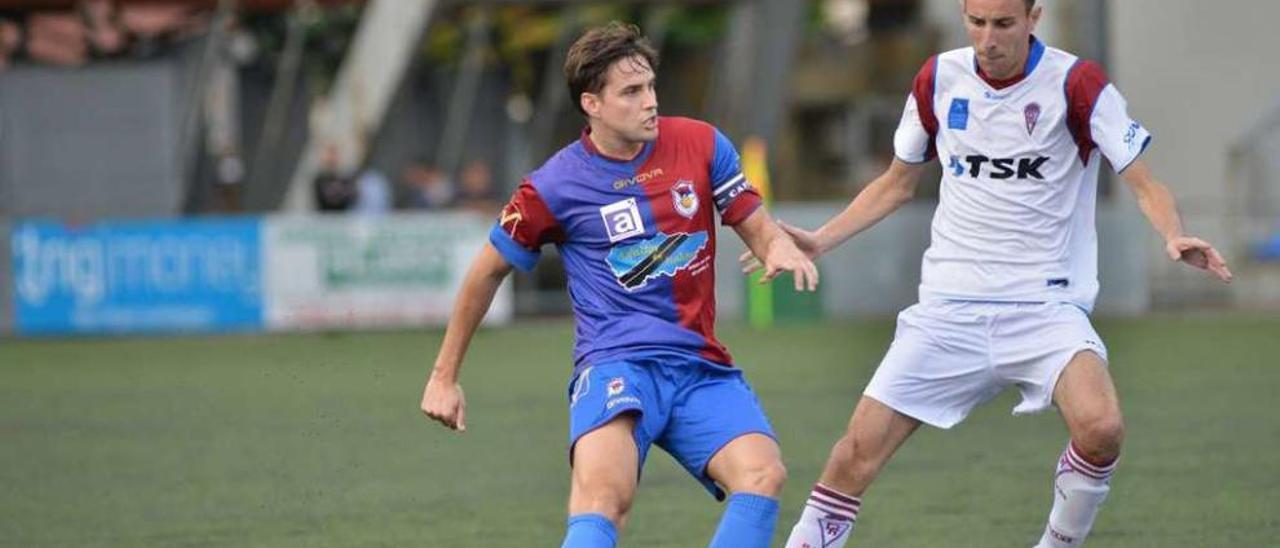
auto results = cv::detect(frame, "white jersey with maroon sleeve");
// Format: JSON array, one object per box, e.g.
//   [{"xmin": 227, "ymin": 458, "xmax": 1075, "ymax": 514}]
[{"xmin": 893, "ymin": 37, "xmax": 1151, "ymax": 312}]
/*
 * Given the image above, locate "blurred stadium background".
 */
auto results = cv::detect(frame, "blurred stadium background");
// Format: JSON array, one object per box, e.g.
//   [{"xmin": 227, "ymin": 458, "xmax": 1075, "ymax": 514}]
[{"xmin": 2, "ymin": 0, "xmax": 1278, "ymax": 546}]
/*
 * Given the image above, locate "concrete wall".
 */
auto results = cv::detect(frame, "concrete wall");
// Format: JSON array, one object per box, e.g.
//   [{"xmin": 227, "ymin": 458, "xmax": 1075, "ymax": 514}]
[
  {"xmin": 1109, "ymin": 0, "xmax": 1280, "ymax": 306},
  {"xmin": 715, "ymin": 200, "xmax": 1149, "ymax": 319},
  {"xmin": 0, "ymin": 61, "xmax": 184, "ymax": 221}
]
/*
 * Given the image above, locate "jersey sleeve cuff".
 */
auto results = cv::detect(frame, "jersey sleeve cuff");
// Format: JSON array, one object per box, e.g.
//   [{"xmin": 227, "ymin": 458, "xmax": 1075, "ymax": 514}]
[
  {"xmin": 894, "ymin": 152, "xmax": 932, "ymax": 165},
  {"xmin": 1115, "ymin": 135, "xmax": 1153, "ymax": 174},
  {"xmin": 488, "ymin": 223, "xmax": 540, "ymax": 272}
]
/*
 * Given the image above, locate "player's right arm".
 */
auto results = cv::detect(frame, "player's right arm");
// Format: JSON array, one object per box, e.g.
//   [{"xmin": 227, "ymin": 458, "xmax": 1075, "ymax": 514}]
[
  {"xmin": 797, "ymin": 159, "xmax": 925, "ymax": 256},
  {"xmin": 421, "ymin": 179, "xmax": 564, "ymax": 432},
  {"xmin": 739, "ymin": 160, "xmax": 924, "ymax": 271},
  {"xmin": 421, "ymin": 244, "xmax": 513, "ymax": 432}
]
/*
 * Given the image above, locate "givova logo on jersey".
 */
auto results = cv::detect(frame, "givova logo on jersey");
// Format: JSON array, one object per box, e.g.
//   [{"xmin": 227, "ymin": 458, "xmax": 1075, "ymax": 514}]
[
  {"xmin": 605, "ymin": 231, "xmax": 709, "ymax": 291},
  {"xmin": 949, "ymin": 154, "xmax": 1050, "ymax": 180}
]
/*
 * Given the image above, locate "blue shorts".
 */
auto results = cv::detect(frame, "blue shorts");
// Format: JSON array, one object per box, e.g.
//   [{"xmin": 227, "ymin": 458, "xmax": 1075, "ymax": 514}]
[{"xmin": 566, "ymin": 352, "xmax": 776, "ymax": 500}]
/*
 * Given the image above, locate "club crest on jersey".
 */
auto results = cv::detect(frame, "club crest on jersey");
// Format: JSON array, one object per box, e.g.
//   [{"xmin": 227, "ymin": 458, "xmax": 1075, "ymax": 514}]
[
  {"xmin": 600, "ymin": 198, "xmax": 646, "ymax": 243},
  {"xmin": 672, "ymin": 180, "xmax": 699, "ymax": 218},
  {"xmin": 607, "ymin": 377, "xmax": 625, "ymax": 397},
  {"xmin": 606, "ymin": 231, "xmax": 709, "ymax": 290},
  {"xmin": 948, "ymin": 97, "xmax": 970, "ymax": 130},
  {"xmin": 1025, "ymin": 102, "xmax": 1042, "ymax": 135},
  {"xmin": 818, "ymin": 517, "xmax": 852, "ymax": 546}
]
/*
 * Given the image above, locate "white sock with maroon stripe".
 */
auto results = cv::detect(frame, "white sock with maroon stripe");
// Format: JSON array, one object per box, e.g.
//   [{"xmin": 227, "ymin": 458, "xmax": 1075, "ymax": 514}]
[
  {"xmin": 1035, "ymin": 442, "xmax": 1119, "ymax": 547},
  {"xmin": 785, "ymin": 483, "xmax": 860, "ymax": 548}
]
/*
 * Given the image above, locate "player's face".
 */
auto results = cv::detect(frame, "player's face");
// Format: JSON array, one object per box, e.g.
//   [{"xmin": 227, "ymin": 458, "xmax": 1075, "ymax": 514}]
[
  {"xmin": 585, "ymin": 55, "xmax": 659, "ymax": 145},
  {"xmin": 963, "ymin": 0, "xmax": 1041, "ymax": 80}
]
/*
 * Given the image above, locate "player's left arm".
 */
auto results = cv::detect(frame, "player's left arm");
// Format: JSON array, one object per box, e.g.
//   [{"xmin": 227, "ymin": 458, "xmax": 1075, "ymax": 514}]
[
  {"xmin": 1120, "ymin": 159, "xmax": 1232, "ymax": 282},
  {"xmin": 732, "ymin": 208, "xmax": 819, "ymax": 292}
]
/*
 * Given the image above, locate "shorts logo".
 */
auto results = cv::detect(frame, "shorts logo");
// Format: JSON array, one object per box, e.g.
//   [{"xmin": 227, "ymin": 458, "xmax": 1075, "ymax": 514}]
[
  {"xmin": 672, "ymin": 180, "xmax": 699, "ymax": 218},
  {"xmin": 600, "ymin": 198, "xmax": 645, "ymax": 243},
  {"xmin": 818, "ymin": 517, "xmax": 852, "ymax": 546},
  {"xmin": 948, "ymin": 97, "xmax": 970, "ymax": 130},
  {"xmin": 1024, "ymin": 102, "xmax": 1042, "ymax": 135},
  {"xmin": 607, "ymin": 377, "xmax": 625, "ymax": 397},
  {"xmin": 570, "ymin": 367, "xmax": 592, "ymax": 406},
  {"xmin": 606, "ymin": 396, "xmax": 641, "ymax": 410}
]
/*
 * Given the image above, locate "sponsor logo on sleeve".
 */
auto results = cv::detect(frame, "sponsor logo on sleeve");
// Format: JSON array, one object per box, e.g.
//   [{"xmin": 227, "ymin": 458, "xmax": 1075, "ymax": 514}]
[
  {"xmin": 500, "ymin": 203, "xmax": 524, "ymax": 236},
  {"xmin": 1124, "ymin": 122, "xmax": 1142, "ymax": 150}
]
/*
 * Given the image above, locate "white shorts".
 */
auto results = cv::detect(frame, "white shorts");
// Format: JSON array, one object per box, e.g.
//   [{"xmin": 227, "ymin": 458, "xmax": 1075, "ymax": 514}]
[{"xmin": 864, "ymin": 300, "xmax": 1108, "ymax": 429}]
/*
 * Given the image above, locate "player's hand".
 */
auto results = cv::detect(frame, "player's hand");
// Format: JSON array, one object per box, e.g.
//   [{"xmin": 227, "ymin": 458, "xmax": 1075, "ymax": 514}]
[
  {"xmin": 757, "ymin": 232, "xmax": 820, "ymax": 292},
  {"xmin": 1166, "ymin": 236, "xmax": 1232, "ymax": 283},
  {"xmin": 421, "ymin": 372, "xmax": 467, "ymax": 432},
  {"xmin": 740, "ymin": 221, "xmax": 823, "ymax": 275}
]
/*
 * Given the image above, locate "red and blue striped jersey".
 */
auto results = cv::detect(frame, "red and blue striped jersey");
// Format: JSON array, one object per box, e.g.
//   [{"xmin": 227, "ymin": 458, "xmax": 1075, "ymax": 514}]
[{"xmin": 489, "ymin": 117, "xmax": 762, "ymax": 372}]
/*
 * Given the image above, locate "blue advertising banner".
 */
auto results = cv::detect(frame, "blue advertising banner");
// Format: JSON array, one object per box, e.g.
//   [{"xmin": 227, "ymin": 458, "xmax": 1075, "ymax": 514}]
[{"xmin": 11, "ymin": 218, "xmax": 263, "ymax": 335}]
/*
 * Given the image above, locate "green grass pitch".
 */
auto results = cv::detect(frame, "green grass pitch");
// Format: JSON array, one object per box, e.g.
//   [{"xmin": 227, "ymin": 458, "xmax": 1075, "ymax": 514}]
[{"xmin": 3, "ymin": 315, "xmax": 1278, "ymax": 546}]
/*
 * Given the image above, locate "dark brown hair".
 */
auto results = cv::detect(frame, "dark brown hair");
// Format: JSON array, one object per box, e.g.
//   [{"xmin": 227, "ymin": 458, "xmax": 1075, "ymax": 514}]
[
  {"xmin": 563, "ymin": 21, "xmax": 659, "ymax": 116},
  {"xmin": 965, "ymin": 0, "xmax": 1037, "ymax": 12}
]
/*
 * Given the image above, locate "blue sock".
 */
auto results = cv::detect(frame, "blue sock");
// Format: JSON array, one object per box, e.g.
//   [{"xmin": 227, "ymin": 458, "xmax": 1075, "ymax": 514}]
[
  {"xmin": 561, "ymin": 513, "xmax": 617, "ymax": 548},
  {"xmin": 709, "ymin": 493, "xmax": 780, "ymax": 548}
]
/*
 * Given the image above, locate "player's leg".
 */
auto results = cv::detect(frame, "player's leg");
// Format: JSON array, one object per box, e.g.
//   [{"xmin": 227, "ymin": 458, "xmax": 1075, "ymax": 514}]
[
  {"xmin": 563, "ymin": 414, "xmax": 640, "ymax": 548},
  {"xmin": 1035, "ymin": 350, "xmax": 1123, "ymax": 548},
  {"xmin": 997, "ymin": 303, "xmax": 1122, "ymax": 547},
  {"xmin": 785, "ymin": 396, "xmax": 920, "ymax": 548},
  {"xmin": 655, "ymin": 362, "xmax": 782, "ymax": 548},
  {"xmin": 704, "ymin": 433, "xmax": 787, "ymax": 548},
  {"xmin": 787, "ymin": 302, "xmax": 996, "ymax": 548},
  {"xmin": 562, "ymin": 362, "xmax": 664, "ymax": 548}
]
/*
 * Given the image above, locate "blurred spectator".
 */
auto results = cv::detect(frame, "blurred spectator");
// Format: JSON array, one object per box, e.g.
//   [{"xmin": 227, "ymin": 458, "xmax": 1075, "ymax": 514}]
[
  {"xmin": 353, "ymin": 164, "xmax": 392, "ymax": 216},
  {"xmin": 0, "ymin": 17, "xmax": 23, "ymax": 69},
  {"xmin": 117, "ymin": 2, "xmax": 208, "ymax": 58},
  {"xmin": 402, "ymin": 160, "xmax": 456, "ymax": 210},
  {"xmin": 25, "ymin": 10, "xmax": 89, "ymax": 66},
  {"xmin": 456, "ymin": 159, "xmax": 500, "ymax": 215},
  {"xmin": 313, "ymin": 144, "xmax": 355, "ymax": 212},
  {"xmin": 0, "ymin": 1, "xmax": 209, "ymax": 71},
  {"xmin": 82, "ymin": 0, "xmax": 128, "ymax": 57}
]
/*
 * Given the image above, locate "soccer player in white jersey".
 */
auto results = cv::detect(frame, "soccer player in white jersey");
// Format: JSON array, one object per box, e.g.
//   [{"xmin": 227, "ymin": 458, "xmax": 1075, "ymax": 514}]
[{"xmin": 751, "ymin": 0, "xmax": 1233, "ymax": 546}]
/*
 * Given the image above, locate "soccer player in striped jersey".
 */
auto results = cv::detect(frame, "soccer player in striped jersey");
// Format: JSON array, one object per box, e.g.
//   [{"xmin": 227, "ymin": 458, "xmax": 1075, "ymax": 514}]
[
  {"xmin": 420, "ymin": 22, "xmax": 817, "ymax": 548},
  {"xmin": 750, "ymin": 1, "xmax": 1232, "ymax": 546}
]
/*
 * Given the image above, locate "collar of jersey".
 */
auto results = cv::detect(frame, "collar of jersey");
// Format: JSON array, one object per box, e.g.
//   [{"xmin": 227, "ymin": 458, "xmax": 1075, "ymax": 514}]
[
  {"xmin": 578, "ymin": 126, "xmax": 656, "ymax": 174},
  {"xmin": 973, "ymin": 35, "xmax": 1045, "ymax": 90}
]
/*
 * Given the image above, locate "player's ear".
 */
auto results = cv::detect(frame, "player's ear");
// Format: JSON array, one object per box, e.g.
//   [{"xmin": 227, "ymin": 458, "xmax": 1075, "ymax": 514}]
[
  {"xmin": 580, "ymin": 92, "xmax": 601, "ymax": 118},
  {"xmin": 1028, "ymin": 5, "xmax": 1042, "ymax": 29}
]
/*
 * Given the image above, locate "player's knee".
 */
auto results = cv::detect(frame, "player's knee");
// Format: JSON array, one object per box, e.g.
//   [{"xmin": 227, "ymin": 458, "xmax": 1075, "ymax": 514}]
[
  {"xmin": 1076, "ymin": 414, "xmax": 1125, "ymax": 461},
  {"xmin": 574, "ymin": 489, "xmax": 632, "ymax": 525},
  {"xmin": 733, "ymin": 459, "xmax": 787, "ymax": 496},
  {"xmin": 570, "ymin": 471, "xmax": 634, "ymax": 525}
]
